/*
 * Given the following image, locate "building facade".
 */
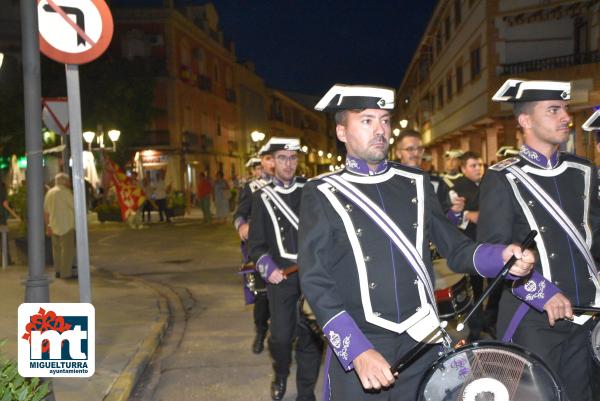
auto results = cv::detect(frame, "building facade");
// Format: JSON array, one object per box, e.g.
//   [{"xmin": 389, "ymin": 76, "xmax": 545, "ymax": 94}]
[{"xmin": 397, "ymin": 0, "xmax": 600, "ymax": 170}]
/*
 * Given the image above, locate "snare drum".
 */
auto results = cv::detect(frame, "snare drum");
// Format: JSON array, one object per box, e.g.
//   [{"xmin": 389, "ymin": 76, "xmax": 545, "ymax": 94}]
[
  {"xmin": 418, "ymin": 341, "xmax": 565, "ymax": 401},
  {"xmin": 298, "ymin": 295, "xmax": 322, "ymax": 337},
  {"xmin": 433, "ymin": 259, "xmax": 473, "ymax": 319}
]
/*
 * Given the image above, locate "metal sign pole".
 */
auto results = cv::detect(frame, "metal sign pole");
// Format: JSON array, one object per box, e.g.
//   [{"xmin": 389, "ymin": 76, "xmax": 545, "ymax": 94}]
[{"xmin": 65, "ymin": 64, "xmax": 92, "ymax": 303}]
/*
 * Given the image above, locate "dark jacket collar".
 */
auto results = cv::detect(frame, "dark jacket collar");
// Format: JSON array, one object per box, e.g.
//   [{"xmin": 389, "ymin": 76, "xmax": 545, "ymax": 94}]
[
  {"xmin": 345, "ymin": 155, "xmax": 388, "ymax": 176},
  {"xmin": 272, "ymin": 175, "xmax": 297, "ymax": 188},
  {"xmin": 519, "ymin": 144, "xmax": 559, "ymax": 169}
]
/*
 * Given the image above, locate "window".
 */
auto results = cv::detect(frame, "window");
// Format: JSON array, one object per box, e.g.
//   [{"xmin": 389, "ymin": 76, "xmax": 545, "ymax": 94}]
[
  {"xmin": 470, "ymin": 47, "xmax": 481, "ymax": 79},
  {"xmin": 454, "ymin": 0, "xmax": 462, "ymax": 27},
  {"xmin": 438, "ymin": 84, "xmax": 444, "ymax": 109},
  {"xmin": 446, "ymin": 75, "xmax": 453, "ymax": 101},
  {"xmin": 435, "ymin": 31, "xmax": 442, "ymax": 55},
  {"xmin": 216, "ymin": 114, "xmax": 222, "ymax": 136},
  {"xmin": 444, "ymin": 16, "xmax": 451, "ymax": 42},
  {"xmin": 456, "ymin": 65, "xmax": 464, "ymax": 93}
]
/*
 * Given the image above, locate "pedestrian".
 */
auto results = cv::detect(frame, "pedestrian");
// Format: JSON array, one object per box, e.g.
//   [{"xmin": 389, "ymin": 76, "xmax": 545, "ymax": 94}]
[
  {"xmin": 141, "ymin": 176, "xmax": 154, "ymax": 223},
  {"xmin": 44, "ymin": 173, "xmax": 76, "ymax": 279},
  {"xmin": 248, "ymin": 137, "xmax": 323, "ymax": 401},
  {"xmin": 233, "ymin": 154, "xmax": 275, "ymax": 354},
  {"xmin": 0, "ymin": 173, "xmax": 18, "ymax": 265},
  {"xmin": 478, "ymin": 79, "xmax": 600, "ymax": 401},
  {"xmin": 213, "ymin": 171, "xmax": 230, "ymax": 224},
  {"xmin": 196, "ymin": 172, "xmax": 212, "ymax": 224},
  {"xmin": 154, "ymin": 170, "xmax": 171, "ymax": 223},
  {"xmin": 298, "ymin": 84, "xmax": 536, "ymax": 401}
]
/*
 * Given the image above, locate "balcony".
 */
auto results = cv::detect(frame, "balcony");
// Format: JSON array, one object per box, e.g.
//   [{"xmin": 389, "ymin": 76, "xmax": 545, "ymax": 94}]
[{"xmin": 501, "ymin": 51, "xmax": 600, "ymax": 75}]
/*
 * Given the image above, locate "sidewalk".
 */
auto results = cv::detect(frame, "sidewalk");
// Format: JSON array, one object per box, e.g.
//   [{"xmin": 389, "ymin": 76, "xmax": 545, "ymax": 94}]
[{"xmin": 0, "ymin": 263, "xmax": 168, "ymax": 401}]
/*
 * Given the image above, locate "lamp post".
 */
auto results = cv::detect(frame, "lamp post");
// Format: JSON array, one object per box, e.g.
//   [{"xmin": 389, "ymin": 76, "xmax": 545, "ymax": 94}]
[
  {"xmin": 82, "ymin": 127, "xmax": 121, "ymax": 151},
  {"xmin": 250, "ymin": 130, "xmax": 265, "ymax": 153}
]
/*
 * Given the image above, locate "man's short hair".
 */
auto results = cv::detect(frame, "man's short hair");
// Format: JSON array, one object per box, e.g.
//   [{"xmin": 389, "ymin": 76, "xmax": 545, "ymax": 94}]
[
  {"xmin": 397, "ymin": 130, "xmax": 422, "ymax": 145},
  {"xmin": 459, "ymin": 151, "xmax": 481, "ymax": 167},
  {"xmin": 513, "ymin": 101, "xmax": 535, "ymax": 118},
  {"xmin": 334, "ymin": 109, "xmax": 365, "ymax": 126},
  {"xmin": 55, "ymin": 172, "xmax": 70, "ymax": 186}
]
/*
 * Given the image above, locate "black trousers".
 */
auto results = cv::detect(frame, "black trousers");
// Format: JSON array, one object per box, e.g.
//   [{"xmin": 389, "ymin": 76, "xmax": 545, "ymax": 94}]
[
  {"xmin": 327, "ymin": 333, "xmax": 440, "ymax": 401},
  {"xmin": 155, "ymin": 198, "xmax": 169, "ymax": 221},
  {"xmin": 254, "ymin": 291, "xmax": 269, "ymax": 333},
  {"xmin": 267, "ymin": 274, "xmax": 323, "ymax": 401},
  {"xmin": 498, "ymin": 294, "xmax": 594, "ymax": 401}
]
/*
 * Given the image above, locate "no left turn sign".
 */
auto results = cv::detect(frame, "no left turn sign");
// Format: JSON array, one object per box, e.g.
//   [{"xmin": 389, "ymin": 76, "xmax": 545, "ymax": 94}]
[{"xmin": 38, "ymin": 0, "xmax": 113, "ymax": 64}]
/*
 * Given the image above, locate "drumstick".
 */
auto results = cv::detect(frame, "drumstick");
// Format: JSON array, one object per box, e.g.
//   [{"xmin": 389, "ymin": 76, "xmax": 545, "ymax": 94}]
[
  {"xmin": 390, "ymin": 321, "xmax": 448, "ymax": 374},
  {"xmin": 572, "ymin": 306, "xmax": 600, "ymax": 314},
  {"xmin": 457, "ymin": 230, "xmax": 538, "ymax": 332}
]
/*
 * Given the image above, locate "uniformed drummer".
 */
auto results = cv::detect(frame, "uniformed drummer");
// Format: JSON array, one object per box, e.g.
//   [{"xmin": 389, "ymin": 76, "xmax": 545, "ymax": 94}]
[
  {"xmin": 478, "ymin": 79, "xmax": 600, "ymax": 401},
  {"xmin": 298, "ymin": 83, "xmax": 536, "ymax": 401},
  {"xmin": 234, "ymin": 151, "xmax": 274, "ymax": 354},
  {"xmin": 247, "ymin": 137, "xmax": 323, "ymax": 401},
  {"xmin": 442, "ymin": 149, "xmax": 464, "ymax": 188},
  {"xmin": 394, "ymin": 129, "xmax": 465, "ymax": 217}
]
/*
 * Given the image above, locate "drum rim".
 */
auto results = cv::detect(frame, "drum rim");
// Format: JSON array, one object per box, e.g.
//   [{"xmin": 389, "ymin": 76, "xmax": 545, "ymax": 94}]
[
  {"xmin": 589, "ymin": 317, "xmax": 600, "ymax": 365},
  {"xmin": 417, "ymin": 340, "xmax": 565, "ymax": 401}
]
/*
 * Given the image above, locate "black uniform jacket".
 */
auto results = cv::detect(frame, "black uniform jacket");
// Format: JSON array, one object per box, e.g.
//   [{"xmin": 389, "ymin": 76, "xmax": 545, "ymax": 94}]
[
  {"xmin": 478, "ymin": 146, "xmax": 600, "ymax": 319},
  {"xmin": 452, "ymin": 176, "xmax": 480, "ymax": 240},
  {"xmin": 248, "ymin": 177, "xmax": 305, "ymax": 278},
  {"xmin": 298, "ymin": 157, "xmax": 508, "ymax": 370},
  {"xmin": 233, "ymin": 175, "xmax": 271, "ymax": 231}
]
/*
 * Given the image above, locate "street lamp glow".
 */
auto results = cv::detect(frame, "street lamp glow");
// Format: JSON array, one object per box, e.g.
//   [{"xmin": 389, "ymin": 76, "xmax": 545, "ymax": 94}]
[
  {"xmin": 389, "ymin": 137, "xmax": 395, "ymax": 144},
  {"xmin": 83, "ymin": 131, "xmax": 96, "ymax": 144},
  {"xmin": 317, "ymin": 150, "xmax": 324, "ymax": 157},
  {"xmin": 108, "ymin": 129, "xmax": 121, "ymax": 142},
  {"xmin": 337, "ymin": 155, "xmax": 342, "ymax": 162},
  {"xmin": 0, "ymin": 53, "xmax": 4, "ymax": 70},
  {"xmin": 393, "ymin": 128, "xmax": 400, "ymax": 137},
  {"xmin": 301, "ymin": 145, "xmax": 308, "ymax": 153},
  {"xmin": 400, "ymin": 119, "xmax": 408, "ymax": 129},
  {"xmin": 250, "ymin": 130, "xmax": 265, "ymax": 142},
  {"xmin": 326, "ymin": 152, "xmax": 332, "ymax": 159}
]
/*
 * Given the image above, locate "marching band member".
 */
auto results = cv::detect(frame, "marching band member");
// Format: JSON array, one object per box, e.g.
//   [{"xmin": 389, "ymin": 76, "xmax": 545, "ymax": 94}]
[
  {"xmin": 248, "ymin": 137, "xmax": 323, "ymax": 401},
  {"xmin": 478, "ymin": 79, "xmax": 600, "ymax": 401},
  {"xmin": 298, "ymin": 84, "xmax": 535, "ymax": 401},
  {"xmin": 234, "ymin": 151, "xmax": 274, "ymax": 354}
]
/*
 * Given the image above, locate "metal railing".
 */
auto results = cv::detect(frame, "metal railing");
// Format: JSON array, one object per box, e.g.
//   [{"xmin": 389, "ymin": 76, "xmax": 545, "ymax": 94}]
[{"xmin": 501, "ymin": 51, "xmax": 600, "ymax": 75}]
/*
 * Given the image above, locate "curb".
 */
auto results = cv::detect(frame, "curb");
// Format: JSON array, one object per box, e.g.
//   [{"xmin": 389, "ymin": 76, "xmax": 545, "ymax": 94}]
[{"xmin": 100, "ymin": 270, "xmax": 170, "ymax": 401}]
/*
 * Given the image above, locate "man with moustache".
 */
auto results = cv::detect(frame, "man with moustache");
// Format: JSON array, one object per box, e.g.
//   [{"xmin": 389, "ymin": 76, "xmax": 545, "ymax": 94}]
[
  {"xmin": 298, "ymin": 84, "xmax": 536, "ymax": 401},
  {"xmin": 248, "ymin": 137, "xmax": 323, "ymax": 401},
  {"xmin": 234, "ymin": 151, "xmax": 275, "ymax": 354},
  {"xmin": 478, "ymin": 79, "xmax": 600, "ymax": 401},
  {"xmin": 394, "ymin": 129, "xmax": 465, "ymax": 216}
]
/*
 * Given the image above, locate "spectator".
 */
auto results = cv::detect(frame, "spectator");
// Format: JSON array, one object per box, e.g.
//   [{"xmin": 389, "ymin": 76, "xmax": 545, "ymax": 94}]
[
  {"xmin": 154, "ymin": 171, "xmax": 171, "ymax": 223},
  {"xmin": 44, "ymin": 173, "xmax": 75, "ymax": 279},
  {"xmin": 141, "ymin": 176, "xmax": 154, "ymax": 223},
  {"xmin": 196, "ymin": 172, "xmax": 213, "ymax": 224},
  {"xmin": 213, "ymin": 171, "xmax": 230, "ymax": 224}
]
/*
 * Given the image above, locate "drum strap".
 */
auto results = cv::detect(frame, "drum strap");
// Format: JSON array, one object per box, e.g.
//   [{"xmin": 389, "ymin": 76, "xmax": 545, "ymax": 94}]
[
  {"xmin": 507, "ymin": 166, "xmax": 600, "ymax": 293},
  {"xmin": 323, "ymin": 175, "xmax": 437, "ymax": 307},
  {"xmin": 502, "ymin": 303, "xmax": 530, "ymax": 342}
]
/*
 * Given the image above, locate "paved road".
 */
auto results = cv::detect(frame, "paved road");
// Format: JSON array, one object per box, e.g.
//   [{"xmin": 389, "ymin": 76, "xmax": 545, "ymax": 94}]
[{"xmin": 89, "ymin": 218, "xmax": 325, "ymax": 401}]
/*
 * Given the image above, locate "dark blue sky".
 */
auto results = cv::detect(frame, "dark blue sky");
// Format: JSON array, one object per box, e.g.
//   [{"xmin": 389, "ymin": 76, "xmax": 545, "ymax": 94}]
[{"xmin": 111, "ymin": 1, "xmax": 438, "ymax": 95}]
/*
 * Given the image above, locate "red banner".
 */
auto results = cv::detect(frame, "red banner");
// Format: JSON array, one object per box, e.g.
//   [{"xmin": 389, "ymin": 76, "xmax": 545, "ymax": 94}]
[{"xmin": 104, "ymin": 157, "xmax": 145, "ymax": 221}]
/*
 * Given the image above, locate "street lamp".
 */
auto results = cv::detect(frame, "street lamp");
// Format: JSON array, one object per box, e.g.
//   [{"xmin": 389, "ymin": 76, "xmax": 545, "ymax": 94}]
[
  {"xmin": 393, "ymin": 128, "xmax": 400, "ymax": 137},
  {"xmin": 82, "ymin": 128, "xmax": 120, "ymax": 151},
  {"xmin": 400, "ymin": 119, "xmax": 408, "ymax": 129},
  {"xmin": 250, "ymin": 130, "xmax": 265, "ymax": 152}
]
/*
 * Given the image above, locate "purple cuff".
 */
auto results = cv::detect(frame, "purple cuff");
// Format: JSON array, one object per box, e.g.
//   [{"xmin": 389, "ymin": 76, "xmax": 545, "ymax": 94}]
[
  {"xmin": 234, "ymin": 217, "xmax": 247, "ymax": 231},
  {"xmin": 322, "ymin": 311, "xmax": 373, "ymax": 371},
  {"xmin": 473, "ymin": 244, "xmax": 505, "ymax": 277},
  {"xmin": 446, "ymin": 210, "xmax": 462, "ymax": 225},
  {"xmin": 256, "ymin": 254, "xmax": 278, "ymax": 281},
  {"xmin": 511, "ymin": 271, "xmax": 561, "ymax": 312}
]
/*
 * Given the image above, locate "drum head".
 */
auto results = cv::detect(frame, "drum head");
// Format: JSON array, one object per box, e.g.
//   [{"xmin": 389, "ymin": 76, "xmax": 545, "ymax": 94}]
[{"xmin": 418, "ymin": 341, "xmax": 564, "ymax": 401}]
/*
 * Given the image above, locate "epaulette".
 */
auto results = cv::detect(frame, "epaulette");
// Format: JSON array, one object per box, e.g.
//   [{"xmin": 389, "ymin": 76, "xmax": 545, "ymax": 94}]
[
  {"xmin": 559, "ymin": 151, "xmax": 593, "ymax": 166},
  {"xmin": 489, "ymin": 157, "xmax": 521, "ymax": 171},
  {"xmin": 308, "ymin": 169, "xmax": 341, "ymax": 182},
  {"xmin": 442, "ymin": 173, "xmax": 462, "ymax": 188}
]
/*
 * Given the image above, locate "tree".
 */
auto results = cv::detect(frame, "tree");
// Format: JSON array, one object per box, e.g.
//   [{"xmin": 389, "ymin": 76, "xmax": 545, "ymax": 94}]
[{"xmin": 0, "ymin": 54, "xmax": 156, "ymax": 166}]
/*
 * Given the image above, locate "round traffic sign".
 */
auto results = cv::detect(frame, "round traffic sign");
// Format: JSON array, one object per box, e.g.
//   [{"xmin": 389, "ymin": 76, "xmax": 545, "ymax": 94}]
[{"xmin": 38, "ymin": 0, "xmax": 113, "ymax": 65}]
